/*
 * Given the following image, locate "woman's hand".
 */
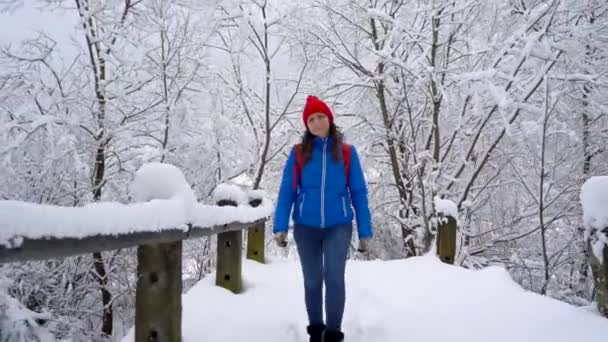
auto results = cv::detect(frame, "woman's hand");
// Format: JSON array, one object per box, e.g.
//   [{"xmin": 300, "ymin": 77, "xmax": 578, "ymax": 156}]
[
  {"xmin": 357, "ymin": 238, "xmax": 371, "ymax": 253},
  {"xmin": 274, "ymin": 232, "xmax": 288, "ymax": 248}
]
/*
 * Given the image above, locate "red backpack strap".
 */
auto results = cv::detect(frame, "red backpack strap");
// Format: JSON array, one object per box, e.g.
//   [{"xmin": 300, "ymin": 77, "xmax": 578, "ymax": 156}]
[
  {"xmin": 342, "ymin": 143, "xmax": 352, "ymax": 186},
  {"xmin": 292, "ymin": 144, "xmax": 304, "ymax": 190}
]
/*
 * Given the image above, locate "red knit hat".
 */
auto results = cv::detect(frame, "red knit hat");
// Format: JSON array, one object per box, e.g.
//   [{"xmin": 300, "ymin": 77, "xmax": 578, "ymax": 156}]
[{"xmin": 302, "ymin": 95, "xmax": 334, "ymax": 127}]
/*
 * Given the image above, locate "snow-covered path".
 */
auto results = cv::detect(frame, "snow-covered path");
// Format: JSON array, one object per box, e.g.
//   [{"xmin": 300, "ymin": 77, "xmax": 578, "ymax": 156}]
[{"xmin": 122, "ymin": 254, "xmax": 608, "ymax": 342}]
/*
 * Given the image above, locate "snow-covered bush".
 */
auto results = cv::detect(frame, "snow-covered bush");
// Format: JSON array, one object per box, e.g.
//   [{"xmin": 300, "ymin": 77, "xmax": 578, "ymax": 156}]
[{"xmin": 0, "ymin": 278, "xmax": 55, "ymax": 342}]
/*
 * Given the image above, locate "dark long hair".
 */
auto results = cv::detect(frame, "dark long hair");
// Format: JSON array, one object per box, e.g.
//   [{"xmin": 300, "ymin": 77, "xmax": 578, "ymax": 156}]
[{"xmin": 300, "ymin": 122, "xmax": 344, "ymax": 165}]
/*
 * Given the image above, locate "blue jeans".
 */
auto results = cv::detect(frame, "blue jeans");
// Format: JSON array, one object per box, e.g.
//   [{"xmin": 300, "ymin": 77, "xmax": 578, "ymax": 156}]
[{"xmin": 294, "ymin": 223, "xmax": 352, "ymax": 331}]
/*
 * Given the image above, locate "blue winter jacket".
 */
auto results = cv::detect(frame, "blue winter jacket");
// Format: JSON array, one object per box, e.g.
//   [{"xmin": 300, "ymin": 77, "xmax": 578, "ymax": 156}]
[{"xmin": 273, "ymin": 136, "xmax": 373, "ymax": 239}]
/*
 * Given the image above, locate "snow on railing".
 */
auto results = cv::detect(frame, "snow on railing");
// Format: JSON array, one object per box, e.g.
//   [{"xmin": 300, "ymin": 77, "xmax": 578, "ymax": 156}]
[
  {"xmin": 0, "ymin": 163, "xmax": 274, "ymax": 342},
  {"xmin": 0, "ymin": 163, "xmax": 273, "ymax": 262}
]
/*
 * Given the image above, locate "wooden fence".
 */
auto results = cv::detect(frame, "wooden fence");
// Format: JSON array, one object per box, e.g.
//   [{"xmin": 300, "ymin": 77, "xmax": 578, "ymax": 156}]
[
  {"xmin": 0, "ymin": 194, "xmax": 473, "ymax": 341},
  {"xmin": 0, "ymin": 195, "xmax": 268, "ymax": 342}
]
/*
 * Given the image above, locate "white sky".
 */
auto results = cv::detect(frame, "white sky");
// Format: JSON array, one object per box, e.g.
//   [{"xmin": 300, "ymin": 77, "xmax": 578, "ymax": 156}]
[{"xmin": 0, "ymin": 2, "xmax": 81, "ymax": 59}]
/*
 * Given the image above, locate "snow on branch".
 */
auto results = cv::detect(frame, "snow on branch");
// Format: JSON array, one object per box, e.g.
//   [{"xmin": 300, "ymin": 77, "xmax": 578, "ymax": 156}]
[
  {"xmin": 0, "ymin": 163, "xmax": 273, "ymax": 248},
  {"xmin": 581, "ymin": 176, "xmax": 608, "ymax": 263}
]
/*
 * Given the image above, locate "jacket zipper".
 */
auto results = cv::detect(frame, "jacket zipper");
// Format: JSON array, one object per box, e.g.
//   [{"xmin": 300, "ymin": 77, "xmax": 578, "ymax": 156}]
[
  {"xmin": 342, "ymin": 197, "xmax": 347, "ymax": 217},
  {"xmin": 321, "ymin": 137, "xmax": 327, "ymax": 227},
  {"xmin": 300, "ymin": 193, "xmax": 305, "ymax": 217}
]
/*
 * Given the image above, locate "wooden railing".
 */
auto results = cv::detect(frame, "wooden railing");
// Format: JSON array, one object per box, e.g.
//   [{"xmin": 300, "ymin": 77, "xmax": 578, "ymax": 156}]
[{"xmin": 0, "ymin": 192, "xmax": 270, "ymax": 342}]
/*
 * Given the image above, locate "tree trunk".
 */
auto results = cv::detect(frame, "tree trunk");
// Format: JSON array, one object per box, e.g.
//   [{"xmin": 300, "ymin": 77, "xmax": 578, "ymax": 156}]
[
  {"xmin": 253, "ymin": 2, "xmax": 271, "ymax": 190},
  {"xmin": 92, "ymin": 251, "xmax": 113, "ymax": 337},
  {"xmin": 76, "ymin": 1, "xmax": 136, "ymax": 335},
  {"xmin": 92, "ymin": 142, "xmax": 113, "ymax": 337},
  {"xmin": 578, "ymin": 39, "xmax": 593, "ymax": 297},
  {"xmin": 369, "ymin": 18, "xmax": 415, "ymax": 256},
  {"xmin": 539, "ymin": 80, "xmax": 550, "ymax": 295},
  {"xmin": 424, "ymin": 4, "xmax": 444, "ymax": 253},
  {"xmin": 160, "ymin": 18, "xmax": 171, "ymax": 164}
]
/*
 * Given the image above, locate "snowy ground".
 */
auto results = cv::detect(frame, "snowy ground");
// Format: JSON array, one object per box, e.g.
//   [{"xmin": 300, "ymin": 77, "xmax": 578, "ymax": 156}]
[{"xmin": 122, "ymin": 254, "xmax": 608, "ymax": 342}]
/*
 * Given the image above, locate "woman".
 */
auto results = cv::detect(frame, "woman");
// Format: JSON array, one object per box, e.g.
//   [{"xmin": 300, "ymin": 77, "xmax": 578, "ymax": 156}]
[{"xmin": 273, "ymin": 95, "xmax": 373, "ymax": 342}]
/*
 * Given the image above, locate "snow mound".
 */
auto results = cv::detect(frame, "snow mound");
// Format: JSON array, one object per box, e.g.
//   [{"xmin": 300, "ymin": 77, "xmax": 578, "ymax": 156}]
[
  {"xmin": 581, "ymin": 176, "xmax": 608, "ymax": 263},
  {"xmin": 212, "ymin": 183, "xmax": 250, "ymax": 206},
  {"xmin": 130, "ymin": 162, "xmax": 196, "ymax": 203},
  {"xmin": 581, "ymin": 176, "xmax": 608, "ymax": 230},
  {"xmin": 121, "ymin": 255, "xmax": 608, "ymax": 342},
  {"xmin": 247, "ymin": 189, "xmax": 267, "ymax": 201},
  {"xmin": 434, "ymin": 196, "xmax": 458, "ymax": 218}
]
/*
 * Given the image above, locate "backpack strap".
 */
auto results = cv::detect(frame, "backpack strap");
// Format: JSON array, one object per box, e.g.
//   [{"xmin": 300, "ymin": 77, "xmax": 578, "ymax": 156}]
[
  {"xmin": 342, "ymin": 143, "xmax": 352, "ymax": 187},
  {"xmin": 292, "ymin": 143, "xmax": 351, "ymax": 190}
]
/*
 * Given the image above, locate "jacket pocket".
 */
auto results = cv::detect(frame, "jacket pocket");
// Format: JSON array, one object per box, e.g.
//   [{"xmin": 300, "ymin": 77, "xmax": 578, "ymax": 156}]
[{"xmin": 342, "ymin": 196, "xmax": 347, "ymax": 218}]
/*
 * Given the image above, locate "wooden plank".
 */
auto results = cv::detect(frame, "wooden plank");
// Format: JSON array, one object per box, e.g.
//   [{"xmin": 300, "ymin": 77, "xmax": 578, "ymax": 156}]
[
  {"xmin": 135, "ymin": 241, "xmax": 182, "ymax": 342},
  {"xmin": 215, "ymin": 198, "xmax": 242, "ymax": 293},
  {"xmin": 589, "ymin": 227, "xmax": 608, "ymax": 318},
  {"xmin": 216, "ymin": 230, "xmax": 243, "ymax": 293},
  {"xmin": 246, "ymin": 198, "xmax": 265, "ymax": 263},
  {"xmin": 0, "ymin": 220, "xmax": 263, "ymax": 264},
  {"xmin": 436, "ymin": 215, "xmax": 457, "ymax": 264},
  {"xmin": 246, "ymin": 222, "xmax": 265, "ymax": 263}
]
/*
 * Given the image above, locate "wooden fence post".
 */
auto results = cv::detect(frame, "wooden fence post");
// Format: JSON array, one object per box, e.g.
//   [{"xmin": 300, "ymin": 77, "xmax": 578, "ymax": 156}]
[
  {"xmin": 588, "ymin": 227, "xmax": 608, "ymax": 317},
  {"xmin": 216, "ymin": 199, "xmax": 243, "ymax": 293},
  {"xmin": 436, "ymin": 215, "xmax": 457, "ymax": 264},
  {"xmin": 581, "ymin": 177, "xmax": 608, "ymax": 318},
  {"xmin": 135, "ymin": 240, "xmax": 182, "ymax": 342},
  {"xmin": 246, "ymin": 197, "xmax": 265, "ymax": 263}
]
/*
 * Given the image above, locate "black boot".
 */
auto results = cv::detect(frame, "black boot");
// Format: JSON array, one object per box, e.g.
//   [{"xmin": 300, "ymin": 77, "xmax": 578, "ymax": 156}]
[
  {"xmin": 306, "ymin": 323, "xmax": 326, "ymax": 342},
  {"xmin": 324, "ymin": 329, "xmax": 344, "ymax": 342}
]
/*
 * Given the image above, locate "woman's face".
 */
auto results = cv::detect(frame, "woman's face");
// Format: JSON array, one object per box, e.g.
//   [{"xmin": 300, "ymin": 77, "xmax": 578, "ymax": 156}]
[{"xmin": 307, "ymin": 112, "xmax": 330, "ymax": 137}]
